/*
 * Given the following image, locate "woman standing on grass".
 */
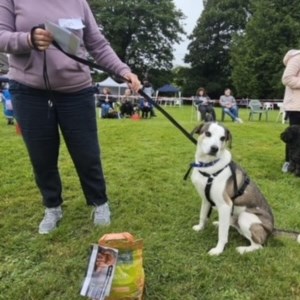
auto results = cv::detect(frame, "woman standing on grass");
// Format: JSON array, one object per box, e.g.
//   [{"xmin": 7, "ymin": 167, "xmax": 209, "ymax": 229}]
[{"xmin": 0, "ymin": 0, "xmax": 141, "ymax": 234}]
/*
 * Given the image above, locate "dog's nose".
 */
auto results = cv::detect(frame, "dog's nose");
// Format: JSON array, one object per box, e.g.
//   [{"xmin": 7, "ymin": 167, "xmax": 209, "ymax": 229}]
[{"xmin": 210, "ymin": 146, "xmax": 219, "ymax": 154}]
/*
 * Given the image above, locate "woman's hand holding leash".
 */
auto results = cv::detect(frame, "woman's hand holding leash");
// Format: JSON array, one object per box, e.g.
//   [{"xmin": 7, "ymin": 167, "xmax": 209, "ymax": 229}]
[
  {"xmin": 123, "ymin": 72, "xmax": 142, "ymax": 93},
  {"xmin": 28, "ymin": 28, "xmax": 53, "ymax": 51}
]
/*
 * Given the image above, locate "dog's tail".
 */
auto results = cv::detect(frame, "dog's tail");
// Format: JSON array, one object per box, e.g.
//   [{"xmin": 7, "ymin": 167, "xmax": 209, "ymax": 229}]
[{"xmin": 273, "ymin": 228, "xmax": 300, "ymax": 243}]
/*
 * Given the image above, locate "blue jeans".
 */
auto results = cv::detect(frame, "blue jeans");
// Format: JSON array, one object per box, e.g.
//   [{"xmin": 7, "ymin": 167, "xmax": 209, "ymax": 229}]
[
  {"xmin": 101, "ymin": 103, "xmax": 111, "ymax": 118},
  {"xmin": 9, "ymin": 81, "xmax": 108, "ymax": 208},
  {"xmin": 223, "ymin": 106, "xmax": 239, "ymax": 121}
]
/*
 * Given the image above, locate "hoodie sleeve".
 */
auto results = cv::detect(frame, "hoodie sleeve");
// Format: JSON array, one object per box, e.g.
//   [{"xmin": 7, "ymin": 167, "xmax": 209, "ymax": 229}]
[
  {"xmin": 282, "ymin": 55, "xmax": 300, "ymax": 89},
  {"xmin": 0, "ymin": 1, "xmax": 31, "ymax": 54},
  {"xmin": 81, "ymin": 1, "xmax": 131, "ymax": 78}
]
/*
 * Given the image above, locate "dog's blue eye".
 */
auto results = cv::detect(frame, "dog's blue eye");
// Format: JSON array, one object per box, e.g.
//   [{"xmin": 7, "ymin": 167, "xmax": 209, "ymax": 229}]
[
  {"xmin": 220, "ymin": 136, "xmax": 226, "ymax": 142},
  {"xmin": 205, "ymin": 131, "xmax": 211, "ymax": 137}
]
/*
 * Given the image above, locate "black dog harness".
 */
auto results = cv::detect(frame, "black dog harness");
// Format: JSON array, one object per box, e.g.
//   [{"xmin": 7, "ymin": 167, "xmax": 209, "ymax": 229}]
[{"xmin": 186, "ymin": 161, "xmax": 250, "ymax": 218}]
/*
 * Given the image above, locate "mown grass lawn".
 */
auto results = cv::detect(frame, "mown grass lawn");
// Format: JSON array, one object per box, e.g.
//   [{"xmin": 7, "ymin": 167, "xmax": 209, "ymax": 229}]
[{"xmin": 1, "ymin": 105, "xmax": 300, "ymax": 300}]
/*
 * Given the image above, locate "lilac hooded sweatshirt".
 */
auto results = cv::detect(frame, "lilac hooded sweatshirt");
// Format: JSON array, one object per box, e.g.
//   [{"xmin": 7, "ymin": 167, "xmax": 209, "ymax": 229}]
[{"xmin": 0, "ymin": 0, "xmax": 131, "ymax": 92}]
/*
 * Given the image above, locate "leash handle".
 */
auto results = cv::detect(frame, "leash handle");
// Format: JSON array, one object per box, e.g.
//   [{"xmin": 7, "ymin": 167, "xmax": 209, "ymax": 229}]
[{"xmin": 51, "ymin": 40, "xmax": 197, "ymax": 145}]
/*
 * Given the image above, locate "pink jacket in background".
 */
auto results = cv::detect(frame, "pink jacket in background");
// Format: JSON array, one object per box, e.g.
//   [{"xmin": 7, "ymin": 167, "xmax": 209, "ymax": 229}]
[
  {"xmin": 282, "ymin": 49, "xmax": 300, "ymax": 111},
  {"xmin": 0, "ymin": 0, "xmax": 130, "ymax": 92}
]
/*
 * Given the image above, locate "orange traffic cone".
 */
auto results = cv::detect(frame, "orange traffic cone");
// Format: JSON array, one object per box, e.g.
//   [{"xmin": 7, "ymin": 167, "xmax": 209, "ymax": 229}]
[
  {"xmin": 131, "ymin": 113, "xmax": 141, "ymax": 121},
  {"xmin": 16, "ymin": 123, "xmax": 22, "ymax": 135}
]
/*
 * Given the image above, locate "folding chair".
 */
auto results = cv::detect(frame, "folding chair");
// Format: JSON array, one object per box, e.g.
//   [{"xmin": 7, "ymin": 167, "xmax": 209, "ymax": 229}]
[
  {"xmin": 191, "ymin": 100, "xmax": 200, "ymax": 122},
  {"xmin": 276, "ymin": 103, "xmax": 286, "ymax": 124},
  {"xmin": 248, "ymin": 100, "xmax": 268, "ymax": 121}
]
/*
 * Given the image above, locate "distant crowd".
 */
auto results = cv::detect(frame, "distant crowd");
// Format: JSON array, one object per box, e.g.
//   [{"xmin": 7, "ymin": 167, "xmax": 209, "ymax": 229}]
[{"xmin": 95, "ymin": 80, "xmax": 156, "ymax": 119}]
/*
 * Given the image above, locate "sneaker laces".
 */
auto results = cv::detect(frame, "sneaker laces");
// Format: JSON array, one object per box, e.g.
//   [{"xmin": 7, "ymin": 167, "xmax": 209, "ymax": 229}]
[{"xmin": 43, "ymin": 208, "xmax": 61, "ymax": 223}]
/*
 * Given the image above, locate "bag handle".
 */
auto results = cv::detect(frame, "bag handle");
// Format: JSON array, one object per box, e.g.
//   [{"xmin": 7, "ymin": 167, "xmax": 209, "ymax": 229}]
[{"xmin": 99, "ymin": 232, "xmax": 135, "ymax": 244}]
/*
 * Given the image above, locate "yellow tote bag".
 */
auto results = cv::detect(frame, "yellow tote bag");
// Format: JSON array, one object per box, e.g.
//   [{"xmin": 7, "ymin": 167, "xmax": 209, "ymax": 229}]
[{"xmin": 99, "ymin": 232, "xmax": 144, "ymax": 300}]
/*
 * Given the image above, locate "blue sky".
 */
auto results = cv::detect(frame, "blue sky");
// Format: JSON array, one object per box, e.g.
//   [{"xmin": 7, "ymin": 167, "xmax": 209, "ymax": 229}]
[{"xmin": 173, "ymin": 0, "xmax": 203, "ymax": 66}]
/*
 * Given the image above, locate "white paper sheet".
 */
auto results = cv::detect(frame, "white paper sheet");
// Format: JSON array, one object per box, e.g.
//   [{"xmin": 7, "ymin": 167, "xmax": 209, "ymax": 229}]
[
  {"xmin": 45, "ymin": 21, "xmax": 80, "ymax": 55},
  {"xmin": 58, "ymin": 18, "xmax": 85, "ymax": 30}
]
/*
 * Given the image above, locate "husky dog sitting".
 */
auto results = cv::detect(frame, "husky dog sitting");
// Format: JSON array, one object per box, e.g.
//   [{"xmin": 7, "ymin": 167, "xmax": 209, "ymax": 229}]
[{"xmin": 190, "ymin": 122, "xmax": 300, "ymax": 255}]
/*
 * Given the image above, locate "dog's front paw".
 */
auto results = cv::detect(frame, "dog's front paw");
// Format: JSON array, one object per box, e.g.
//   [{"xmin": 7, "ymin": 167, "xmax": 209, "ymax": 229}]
[
  {"xmin": 208, "ymin": 247, "xmax": 224, "ymax": 256},
  {"xmin": 192, "ymin": 224, "xmax": 205, "ymax": 232}
]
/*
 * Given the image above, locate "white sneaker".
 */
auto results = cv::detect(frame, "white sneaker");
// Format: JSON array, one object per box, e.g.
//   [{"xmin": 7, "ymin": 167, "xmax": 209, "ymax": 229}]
[
  {"xmin": 235, "ymin": 117, "xmax": 243, "ymax": 123},
  {"xmin": 39, "ymin": 206, "xmax": 63, "ymax": 234},
  {"xmin": 93, "ymin": 203, "xmax": 111, "ymax": 226},
  {"xmin": 281, "ymin": 162, "xmax": 289, "ymax": 173}
]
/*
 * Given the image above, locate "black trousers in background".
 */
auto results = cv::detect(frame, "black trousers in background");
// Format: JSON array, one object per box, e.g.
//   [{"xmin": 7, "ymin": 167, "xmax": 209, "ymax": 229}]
[
  {"xmin": 198, "ymin": 104, "xmax": 216, "ymax": 121},
  {"xmin": 285, "ymin": 111, "xmax": 300, "ymax": 161},
  {"xmin": 9, "ymin": 81, "xmax": 108, "ymax": 208}
]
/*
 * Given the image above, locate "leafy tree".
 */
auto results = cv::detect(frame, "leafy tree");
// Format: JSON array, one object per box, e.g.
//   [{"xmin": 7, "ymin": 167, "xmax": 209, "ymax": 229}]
[
  {"xmin": 231, "ymin": 0, "xmax": 300, "ymax": 98},
  {"xmin": 89, "ymin": 0, "xmax": 185, "ymax": 78},
  {"xmin": 185, "ymin": 0, "xmax": 250, "ymax": 98}
]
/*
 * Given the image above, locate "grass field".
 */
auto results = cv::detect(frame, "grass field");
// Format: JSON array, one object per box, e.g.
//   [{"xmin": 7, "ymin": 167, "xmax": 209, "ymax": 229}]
[{"xmin": 1, "ymin": 105, "xmax": 300, "ymax": 300}]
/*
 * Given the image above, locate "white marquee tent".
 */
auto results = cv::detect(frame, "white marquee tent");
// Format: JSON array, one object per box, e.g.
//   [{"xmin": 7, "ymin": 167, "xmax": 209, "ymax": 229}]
[{"xmin": 96, "ymin": 76, "xmax": 128, "ymax": 97}]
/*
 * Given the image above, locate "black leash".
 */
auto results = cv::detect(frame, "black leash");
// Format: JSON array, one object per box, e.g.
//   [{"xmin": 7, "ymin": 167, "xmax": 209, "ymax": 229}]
[
  {"xmin": 50, "ymin": 40, "xmax": 197, "ymax": 145},
  {"xmin": 30, "ymin": 24, "xmax": 197, "ymax": 145}
]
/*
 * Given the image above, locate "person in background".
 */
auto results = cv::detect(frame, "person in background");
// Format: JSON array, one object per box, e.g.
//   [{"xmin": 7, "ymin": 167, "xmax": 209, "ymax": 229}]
[
  {"xmin": 120, "ymin": 88, "xmax": 134, "ymax": 118},
  {"xmin": 142, "ymin": 80, "xmax": 154, "ymax": 98},
  {"xmin": 219, "ymin": 88, "xmax": 243, "ymax": 123},
  {"xmin": 142, "ymin": 80, "xmax": 156, "ymax": 117},
  {"xmin": 1, "ymin": 83, "xmax": 14, "ymax": 125},
  {"xmin": 194, "ymin": 87, "xmax": 216, "ymax": 121},
  {"xmin": 139, "ymin": 98, "xmax": 153, "ymax": 118},
  {"xmin": 0, "ymin": 0, "xmax": 141, "ymax": 234},
  {"xmin": 281, "ymin": 49, "xmax": 300, "ymax": 172},
  {"xmin": 100, "ymin": 87, "xmax": 115, "ymax": 118}
]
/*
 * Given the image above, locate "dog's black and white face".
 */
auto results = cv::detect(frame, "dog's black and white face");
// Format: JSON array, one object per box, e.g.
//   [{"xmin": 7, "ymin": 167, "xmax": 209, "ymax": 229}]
[{"xmin": 192, "ymin": 122, "xmax": 232, "ymax": 158}]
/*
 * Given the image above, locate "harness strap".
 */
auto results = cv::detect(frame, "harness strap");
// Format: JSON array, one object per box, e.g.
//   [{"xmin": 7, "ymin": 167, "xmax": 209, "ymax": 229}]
[
  {"xmin": 229, "ymin": 162, "xmax": 238, "ymax": 197},
  {"xmin": 204, "ymin": 176, "xmax": 214, "ymax": 218},
  {"xmin": 232, "ymin": 177, "xmax": 250, "ymax": 200},
  {"xmin": 228, "ymin": 161, "xmax": 250, "ymax": 214},
  {"xmin": 198, "ymin": 164, "xmax": 229, "ymax": 218},
  {"xmin": 190, "ymin": 161, "xmax": 250, "ymax": 218},
  {"xmin": 198, "ymin": 165, "xmax": 228, "ymax": 206},
  {"xmin": 228, "ymin": 161, "xmax": 250, "ymax": 200}
]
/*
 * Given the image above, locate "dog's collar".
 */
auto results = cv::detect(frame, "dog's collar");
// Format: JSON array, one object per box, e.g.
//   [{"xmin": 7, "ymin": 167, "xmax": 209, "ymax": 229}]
[
  {"xmin": 183, "ymin": 159, "xmax": 220, "ymax": 181},
  {"xmin": 191, "ymin": 159, "xmax": 220, "ymax": 168}
]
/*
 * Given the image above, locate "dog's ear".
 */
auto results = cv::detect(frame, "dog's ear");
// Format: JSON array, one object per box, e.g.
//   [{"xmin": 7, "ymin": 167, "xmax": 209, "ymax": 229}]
[
  {"xmin": 225, "ymin": 128, "xmax": 233, "ymax": 148},
  {"xmin": 190, "ymin": 123, "xmax": 206, "ymax": 136},
  {"xmin": 280, "ymin": 127, "xmax": 294, "ymax": 143}
]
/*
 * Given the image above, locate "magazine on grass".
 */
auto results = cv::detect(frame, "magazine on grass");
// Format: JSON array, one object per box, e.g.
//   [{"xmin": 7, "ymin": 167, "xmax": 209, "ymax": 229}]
[{"xmin": 80, "ymin": 244, "xmax": 118, "ymax": 300}]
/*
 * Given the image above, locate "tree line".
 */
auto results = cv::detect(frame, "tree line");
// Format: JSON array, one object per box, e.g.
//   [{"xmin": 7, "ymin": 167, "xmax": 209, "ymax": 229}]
[{"xmin": 90, "ymin": 0, "xmax": 300, "ymax": 99}]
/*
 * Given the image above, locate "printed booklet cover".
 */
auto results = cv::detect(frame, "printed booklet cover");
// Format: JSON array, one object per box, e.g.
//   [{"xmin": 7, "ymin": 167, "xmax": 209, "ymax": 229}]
[{"xmin": 80, "ymin": 244, "xmax": 118, "ymax": 300}]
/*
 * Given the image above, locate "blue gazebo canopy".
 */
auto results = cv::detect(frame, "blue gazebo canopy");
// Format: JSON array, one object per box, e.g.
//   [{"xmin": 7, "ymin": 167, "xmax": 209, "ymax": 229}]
[{"xmin": 157, "ymin": 84, "xmax": 180, "ymax": 93}]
